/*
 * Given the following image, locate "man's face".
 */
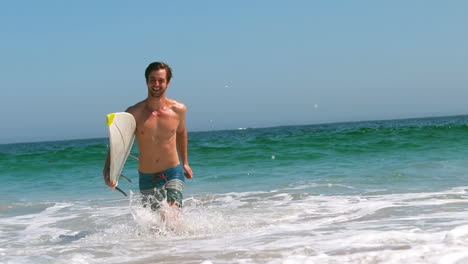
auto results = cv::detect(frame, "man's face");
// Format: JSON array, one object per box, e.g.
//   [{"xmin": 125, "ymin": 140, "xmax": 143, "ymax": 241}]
[{"xmin": 147, "ymin": 69, "xmax": 169, "ymax": 98}]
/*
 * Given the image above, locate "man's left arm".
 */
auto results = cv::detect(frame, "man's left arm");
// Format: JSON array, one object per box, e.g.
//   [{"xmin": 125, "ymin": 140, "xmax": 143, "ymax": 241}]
[{"xmin": 176, "ymin": 104, "xmax": 193, "ymax": 179}]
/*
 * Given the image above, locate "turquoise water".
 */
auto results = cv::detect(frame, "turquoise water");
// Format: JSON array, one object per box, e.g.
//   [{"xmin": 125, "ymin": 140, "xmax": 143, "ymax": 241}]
[{"xmin": 2, "ymin": 115, "xmax": 468, "ymax": 263}]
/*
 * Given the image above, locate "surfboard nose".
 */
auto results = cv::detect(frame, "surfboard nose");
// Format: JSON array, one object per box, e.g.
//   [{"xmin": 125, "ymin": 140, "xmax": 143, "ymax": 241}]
[{"xmin": 106, "ymin": 113, "xmax": 116, "ymax": 127}]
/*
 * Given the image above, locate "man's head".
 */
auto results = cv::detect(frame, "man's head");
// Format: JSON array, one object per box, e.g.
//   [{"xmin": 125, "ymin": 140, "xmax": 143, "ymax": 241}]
[
  {"xmin": 145, "ymin": 62, "xmax": 172, "ymax": 83},
  {"xmin": 145, "ymin": 62, "xmax": 172, "ymax": 98}
]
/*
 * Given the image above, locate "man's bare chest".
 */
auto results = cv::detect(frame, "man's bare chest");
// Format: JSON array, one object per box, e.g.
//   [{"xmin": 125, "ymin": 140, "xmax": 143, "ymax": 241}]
[{"xmin": 136, "ymin": 110, "xmax": 179, "ymax": 138}]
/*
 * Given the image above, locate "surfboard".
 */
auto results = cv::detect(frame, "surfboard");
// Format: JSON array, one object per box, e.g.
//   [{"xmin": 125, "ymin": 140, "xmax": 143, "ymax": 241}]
[{"xmin": 106, "ymin": 112, "xmax": 136, "ymax": 196}]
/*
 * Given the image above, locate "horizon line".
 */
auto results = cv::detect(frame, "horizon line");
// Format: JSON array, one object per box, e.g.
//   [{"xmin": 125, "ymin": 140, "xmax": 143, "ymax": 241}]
[{"xmin": 1, "ymin": 113, "xmax": 467, "ymax": 145}]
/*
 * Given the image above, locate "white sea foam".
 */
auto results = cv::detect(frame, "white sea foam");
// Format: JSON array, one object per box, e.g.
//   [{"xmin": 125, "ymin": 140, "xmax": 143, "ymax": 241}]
[{"xmin": 2, "ymin": 186, "xmax": 468, "ymax": 263}]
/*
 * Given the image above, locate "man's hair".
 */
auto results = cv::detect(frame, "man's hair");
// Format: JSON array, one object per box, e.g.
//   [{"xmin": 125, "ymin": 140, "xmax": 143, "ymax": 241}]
[{"xmin": 145, "ymin": 62, "xmax": 173, "ymax": 83}]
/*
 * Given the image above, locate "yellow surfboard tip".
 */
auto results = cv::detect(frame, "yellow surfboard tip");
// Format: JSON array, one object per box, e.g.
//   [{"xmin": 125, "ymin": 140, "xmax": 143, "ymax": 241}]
[{"xmin": 106, "ymin": 113, "xmax": 116, "ymax": 127}]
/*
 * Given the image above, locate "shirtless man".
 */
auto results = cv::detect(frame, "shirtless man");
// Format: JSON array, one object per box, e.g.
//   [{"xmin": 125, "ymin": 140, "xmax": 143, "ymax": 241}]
[{"xmin": 103, "ymin": 62, "xmax": 193, "ymax": 209}]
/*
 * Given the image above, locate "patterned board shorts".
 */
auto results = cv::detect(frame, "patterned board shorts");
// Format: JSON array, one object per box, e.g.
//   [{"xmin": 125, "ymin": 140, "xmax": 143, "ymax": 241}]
[{"xmin": 139, "ymin": 164, "xmax": 185, "ymax": 209}]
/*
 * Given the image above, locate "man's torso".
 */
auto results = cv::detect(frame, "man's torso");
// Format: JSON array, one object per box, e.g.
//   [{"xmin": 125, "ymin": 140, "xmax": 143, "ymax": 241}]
[{"xmin": 127, "ymin": 99, "xmax": 181, "ymax": 173}]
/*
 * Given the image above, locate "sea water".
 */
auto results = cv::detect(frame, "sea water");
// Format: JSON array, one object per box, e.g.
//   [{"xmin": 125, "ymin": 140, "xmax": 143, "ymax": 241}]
[{"xmin": 1, "ymin": 115, "xmax": 468, "ymax": 263}]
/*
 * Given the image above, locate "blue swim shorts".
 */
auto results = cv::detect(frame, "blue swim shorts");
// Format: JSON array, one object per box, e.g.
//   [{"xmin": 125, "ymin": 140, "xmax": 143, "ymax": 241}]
[{"xmin": 139, "ymin": 164, "xmax": 185, "ymax": 209}]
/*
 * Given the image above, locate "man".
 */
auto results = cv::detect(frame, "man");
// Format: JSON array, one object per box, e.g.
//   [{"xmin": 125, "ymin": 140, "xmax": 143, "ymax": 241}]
[{"xmin": 103, "ymin": 62, "xmax": 193, "ymax": 210}]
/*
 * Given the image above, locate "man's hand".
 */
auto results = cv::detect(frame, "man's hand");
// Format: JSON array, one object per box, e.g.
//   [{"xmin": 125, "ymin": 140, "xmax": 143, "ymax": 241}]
[
  {"xmin": 183, "ymin": 164, "xmax": 193, "ymax": 179},
  {"xmin": 103, "ymin": 169, "xmax": 117, "ymax": 187}
]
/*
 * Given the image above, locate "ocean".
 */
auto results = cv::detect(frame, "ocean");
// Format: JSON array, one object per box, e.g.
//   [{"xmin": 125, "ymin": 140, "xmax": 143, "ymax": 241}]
[{"xmin": 2, "ymin": 115, "xmax": 468, "ymax": 264}]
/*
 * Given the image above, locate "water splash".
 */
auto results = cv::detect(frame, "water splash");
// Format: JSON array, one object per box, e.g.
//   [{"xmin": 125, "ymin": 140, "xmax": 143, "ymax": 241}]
[{"xmin": 127, "ymin": 191, "xmax": 228, "ymax": 238}]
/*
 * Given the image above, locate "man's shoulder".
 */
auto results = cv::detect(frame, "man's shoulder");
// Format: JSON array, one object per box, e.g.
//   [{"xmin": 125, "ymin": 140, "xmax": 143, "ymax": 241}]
[
  {"xmin": 125, "ymin": 100, "xmax": 145, "ymax": 115},
  {"xmin": 168, "ymin": 98, "xmax": 187, "ymax": 113}
]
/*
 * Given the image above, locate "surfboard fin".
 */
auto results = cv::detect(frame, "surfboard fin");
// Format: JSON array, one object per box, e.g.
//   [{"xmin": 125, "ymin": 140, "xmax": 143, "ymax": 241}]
[
  {"xmin": 129, "ymin": 154, "xmax": 139, "ymax": 160},
  {"xmin": 120, "ymin": 174, "xmax": 132, "ymax": 183},
  {"xmin": 115, "ymin": 186, "xmax": 127, "ymax": 196}
]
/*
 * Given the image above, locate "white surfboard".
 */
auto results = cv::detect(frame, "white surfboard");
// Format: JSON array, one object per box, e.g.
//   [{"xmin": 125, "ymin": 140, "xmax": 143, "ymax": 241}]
[{"xmin": 106, "ymin": 112, "xmax": 136, "ymax": 195}]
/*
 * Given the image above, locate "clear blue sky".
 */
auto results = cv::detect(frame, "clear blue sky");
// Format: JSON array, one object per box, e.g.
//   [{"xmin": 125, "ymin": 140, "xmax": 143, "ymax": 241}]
[{"xmin": 1, "ymin": 1, "xmax": 467, "ymax": 143}]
